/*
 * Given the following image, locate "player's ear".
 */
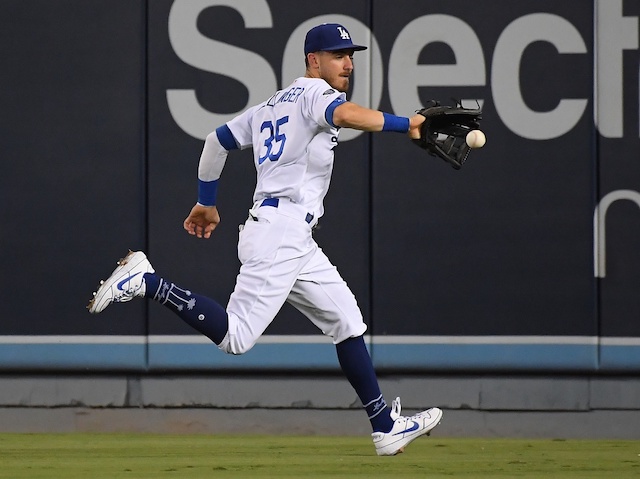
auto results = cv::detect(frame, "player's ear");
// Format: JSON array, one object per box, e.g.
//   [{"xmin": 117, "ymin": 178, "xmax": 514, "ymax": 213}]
[{"xmin": 306, "ymin": 52, "xmax": 319, "ymax": 69}]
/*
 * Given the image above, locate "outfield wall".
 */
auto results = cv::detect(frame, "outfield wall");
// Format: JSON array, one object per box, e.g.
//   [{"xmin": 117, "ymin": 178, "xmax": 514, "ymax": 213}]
[
  {"xmin": 1, "ymin": 0, "xmax": 640, "ymax": 373},
  {"xmin": 0, "ymin": 375, "xmax": 639, "ymax": 439}
]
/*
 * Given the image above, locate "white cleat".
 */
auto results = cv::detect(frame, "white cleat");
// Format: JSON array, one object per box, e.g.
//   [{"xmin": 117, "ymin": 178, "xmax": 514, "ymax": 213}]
[
  {"xmin": 87, "ymin": 251, "xmax": 154, "ymax": 314},
  {"xmin": 372, "ymin": 397, "xmax": 443, "ymax": 456}
]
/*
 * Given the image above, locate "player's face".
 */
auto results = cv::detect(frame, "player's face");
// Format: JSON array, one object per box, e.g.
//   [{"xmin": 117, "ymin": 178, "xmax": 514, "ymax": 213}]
[{"xmin": 314, "ymin": 49, "xmax": 354, "ymax": 92}]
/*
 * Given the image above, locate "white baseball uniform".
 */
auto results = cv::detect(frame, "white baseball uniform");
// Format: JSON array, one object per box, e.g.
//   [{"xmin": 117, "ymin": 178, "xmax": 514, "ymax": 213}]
[{"xmin": 198, "ymin": 77, "xmax": 367, "ymax": 355}]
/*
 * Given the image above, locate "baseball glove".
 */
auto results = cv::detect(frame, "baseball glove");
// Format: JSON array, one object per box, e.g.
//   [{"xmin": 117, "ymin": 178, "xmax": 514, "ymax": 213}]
[{"xmin": 413, "ymin": 100, "xmax": 482, "ymax": 169}]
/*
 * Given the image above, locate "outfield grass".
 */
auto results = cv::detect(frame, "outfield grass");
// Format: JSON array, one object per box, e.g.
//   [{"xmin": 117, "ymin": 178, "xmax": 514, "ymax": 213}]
[{"xmin": 0, "ymin": 434, "xmax": 638, "ymax": 478}]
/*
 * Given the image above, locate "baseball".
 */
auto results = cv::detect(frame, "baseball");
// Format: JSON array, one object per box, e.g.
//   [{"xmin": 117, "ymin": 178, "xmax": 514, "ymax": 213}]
[{"xmin": 466, "ymin": 130, "xmax": 486, "ymax": 148}]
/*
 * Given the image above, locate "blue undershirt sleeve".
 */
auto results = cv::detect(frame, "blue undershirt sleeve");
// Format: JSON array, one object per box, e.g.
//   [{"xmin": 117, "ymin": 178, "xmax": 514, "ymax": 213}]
[
  {"xmin": 215, "ymin": 125, "xmax": 238, "ymax": 151},
  {"xmin": 325, "ymin": 98, "xmax": 346, "ymax": 128}
]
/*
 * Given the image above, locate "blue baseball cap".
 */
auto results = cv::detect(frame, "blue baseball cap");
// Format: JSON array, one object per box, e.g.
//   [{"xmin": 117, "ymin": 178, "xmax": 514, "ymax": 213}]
[{"xmin": 304, "ymin": 23, "xmax": 367, "ymax": 55}]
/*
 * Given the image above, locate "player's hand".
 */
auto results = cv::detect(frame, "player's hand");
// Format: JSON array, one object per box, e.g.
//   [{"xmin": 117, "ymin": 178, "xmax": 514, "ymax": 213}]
[
  {"xmin": 408, "ymin": 113, "xmax": 426, "ymax": 140},
  {"xmin": 183, "ymin": 204, "xmax": 220, "ymax": 239}
]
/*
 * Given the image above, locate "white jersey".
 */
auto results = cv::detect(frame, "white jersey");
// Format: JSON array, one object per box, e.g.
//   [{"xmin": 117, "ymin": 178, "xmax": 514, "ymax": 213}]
[
  {"xmin": 226, "ymin": 77, "xmax": 346, "ymax": 220},
  {"xmin": 194, "ymin": 76, "xmax": 367, "ymax": 355}
]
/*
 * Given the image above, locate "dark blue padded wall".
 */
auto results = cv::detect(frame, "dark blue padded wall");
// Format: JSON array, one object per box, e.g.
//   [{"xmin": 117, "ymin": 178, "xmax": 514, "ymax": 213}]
[{"xmin": 1, "ymin": 0, "xmax": 639, "ymax": 372}]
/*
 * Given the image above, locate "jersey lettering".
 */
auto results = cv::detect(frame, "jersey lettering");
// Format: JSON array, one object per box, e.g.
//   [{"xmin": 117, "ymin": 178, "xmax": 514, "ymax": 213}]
[
  {"xmin": 266, "ymin": 87, "xmax": 305, "ymax": 107},
  {"xmin": 258, "ymin": 116, "xmax": 289, "ymax": 164},
  {"xmin": 278, "ymin": 87, "xmax": 305, "ymax": 104}
]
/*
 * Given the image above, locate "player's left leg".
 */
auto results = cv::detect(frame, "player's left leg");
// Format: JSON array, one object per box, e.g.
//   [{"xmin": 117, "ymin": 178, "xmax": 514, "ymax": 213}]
[
  {"xmin": 286, "ymin": 248, "xmax": 394, "ymax": 434},
  {"xmin": 335, "ymin": 335, "xmax": 395, "ymax": 433},
  {"xmin": 288, "ymin": 247, "xmax": 443, "ymax": 455}
]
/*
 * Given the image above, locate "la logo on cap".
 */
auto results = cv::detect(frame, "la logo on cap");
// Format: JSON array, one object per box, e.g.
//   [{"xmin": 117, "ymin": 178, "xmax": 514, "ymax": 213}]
[{"xmin": 337, "ymin": 26, "xmax": 350, "ymax": 40}]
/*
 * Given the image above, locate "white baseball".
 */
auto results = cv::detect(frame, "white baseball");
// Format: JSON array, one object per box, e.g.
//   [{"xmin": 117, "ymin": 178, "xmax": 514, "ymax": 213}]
[{"xmin": 466, "ymin": 130, "xmax": 486, "ymax": 148}]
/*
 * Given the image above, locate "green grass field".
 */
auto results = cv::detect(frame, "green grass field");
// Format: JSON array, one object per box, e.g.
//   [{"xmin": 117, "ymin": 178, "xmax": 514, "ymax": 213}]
[{"xmin": 0, "ymin": 434, "xmax": 638, "ymax": 478}]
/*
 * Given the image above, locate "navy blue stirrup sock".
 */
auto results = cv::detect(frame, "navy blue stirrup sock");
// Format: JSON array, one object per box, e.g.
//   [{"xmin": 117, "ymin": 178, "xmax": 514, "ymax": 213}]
[
  {"xmin": 143, "ymin": 273, "xmax": 228, "ymax": 345},
  {"xmin": 336, "ymin": 336, "xmax": 394, "ymax": 433}
]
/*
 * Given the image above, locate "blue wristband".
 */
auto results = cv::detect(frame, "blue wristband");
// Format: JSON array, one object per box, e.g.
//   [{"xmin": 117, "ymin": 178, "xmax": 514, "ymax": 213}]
[
  {"xmin": 198, "ymin": 179, "xmax": 219, "ymax": 206},
  {"xmin": 382, "ymin": 112, "xmax": 410, "ymax": 133}
]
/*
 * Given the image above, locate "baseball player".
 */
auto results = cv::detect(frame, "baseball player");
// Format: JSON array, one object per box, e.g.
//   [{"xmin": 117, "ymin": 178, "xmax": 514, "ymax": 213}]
[{"xmin": 89, "ymin": 23, "xmax": 442, "ymax": 456}]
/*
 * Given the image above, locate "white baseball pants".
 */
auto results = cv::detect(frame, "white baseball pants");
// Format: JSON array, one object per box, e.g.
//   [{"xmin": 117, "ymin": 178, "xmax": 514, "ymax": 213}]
[{"xmin": 218, "ymin": 198, "xmax": 367, "ymax": 355}]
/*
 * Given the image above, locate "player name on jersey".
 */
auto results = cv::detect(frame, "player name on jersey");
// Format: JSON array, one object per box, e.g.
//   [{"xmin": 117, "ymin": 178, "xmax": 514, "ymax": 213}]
[{"xmin": 267, "ymin": 87, "xmax": 306, "ymax": 107}]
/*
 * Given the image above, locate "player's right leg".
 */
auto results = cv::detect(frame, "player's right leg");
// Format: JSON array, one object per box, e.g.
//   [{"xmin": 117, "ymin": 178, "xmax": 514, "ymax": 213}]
[
  {"xmin": 88, "ymin": 251, "xmax": 154, "ymax": 313},
  {"xmin": 87, "ymin": 206, "xmax": 317, "ymax": 354},
  {"xmin": 87, "ymin": 250, "xmax": 229, "ymax": 345},
  {"xmin": 219, "ymin": 206, "xmax": 317, "ymax": 354}
]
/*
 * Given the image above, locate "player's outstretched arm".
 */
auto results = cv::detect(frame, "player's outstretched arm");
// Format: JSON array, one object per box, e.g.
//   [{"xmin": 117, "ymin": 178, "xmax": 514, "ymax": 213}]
[
  {"xmin": 183, "ymin": 204, "xmax": 220, "ymax": 239},
  {"xmin": 332, "ymin": 102, "xmax": 425, "ymax": 138},
  {"xmin": 332, "ymin": 102, "xmax": 384, "ymax": 131}
]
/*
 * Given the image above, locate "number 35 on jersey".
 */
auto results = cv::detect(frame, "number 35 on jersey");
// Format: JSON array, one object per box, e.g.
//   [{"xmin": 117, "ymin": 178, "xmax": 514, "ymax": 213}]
[{"xmin": 258, "ymin": 116, "xmax": 289, "ymax": 164}]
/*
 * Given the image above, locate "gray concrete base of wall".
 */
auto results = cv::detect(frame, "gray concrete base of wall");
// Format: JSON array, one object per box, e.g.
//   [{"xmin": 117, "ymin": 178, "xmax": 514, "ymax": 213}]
[
  {"xmin": 0, "ymin": 375, "xmax": 638, "ymax": 439},
  {"xmin": 2, "ymin": 407, "xmax": 639, "ymax": 439}
]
